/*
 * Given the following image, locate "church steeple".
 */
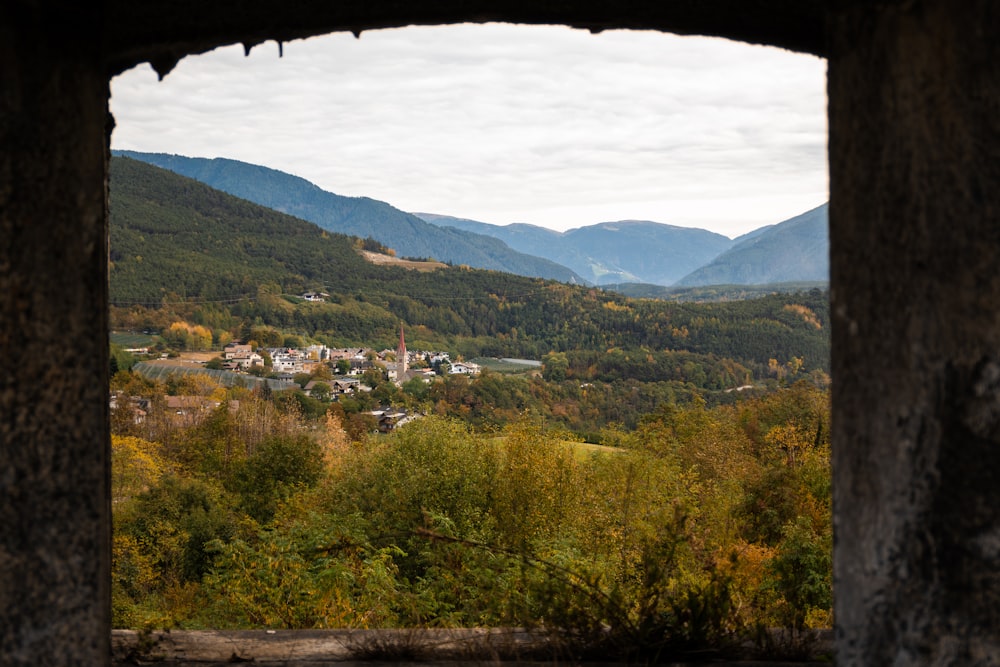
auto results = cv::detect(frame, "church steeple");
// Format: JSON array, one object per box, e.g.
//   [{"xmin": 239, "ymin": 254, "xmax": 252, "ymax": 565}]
[{"xmin": 397, "ymin": 323, "xmax": 407, "ymax": 375}]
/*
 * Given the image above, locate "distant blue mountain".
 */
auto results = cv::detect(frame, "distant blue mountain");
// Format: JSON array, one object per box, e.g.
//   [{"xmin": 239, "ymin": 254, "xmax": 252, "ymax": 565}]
[
  {"xmin": 114, "ymin": 151, "xmax": 586, "ymax": 284},
  {"xmin": 416, "ymin": 214, "xmax": 734, "ymax": 286},
  {"xmin": 675, "ymin": 204, "xmax": 828, "ymax": 286}
]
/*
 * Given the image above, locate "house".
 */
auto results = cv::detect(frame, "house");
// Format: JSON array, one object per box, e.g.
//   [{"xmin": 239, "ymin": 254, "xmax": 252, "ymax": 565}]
[
  {"xmin": 348, "ymin": 359, "xmax": 376, "ymax": 376},
  {"xmin": 426, "ymin": 351, "xmax": 451, "ymax": 364},
  {"xmin": 303, "ymin": 379, "xmax": 331, "ymax": 397},
  {"xmin": 222, "ymin": 342, "xmax": 264, "ymax": 371},
  {"xmin": 164, "ymin": 395, "xmax": 220, "ymax": 427},
  {"xmin": 328, "ymin": 348, "xmax": 367, "ymax": 361},
  {"xmin": 304, "ymin": 344, "xmax": 330, "ymax": 360},
  {"xmin": 366, "ymin": 409, "xmax": 420, "ymax": 433},
  {"xmin": 393, "ymin": 368, "xmax": 433, "ymax": 386},
  {"xmin": 223, "ymin": 342, "xmax": 252, "ymax": 359},
  {"xmin": 384, "ymin": 361, "xmax": 403, "ymax": 382},
  {"xmin": 448, "ymin": 361, "xmax": 481, "ymax": 376},
  {"xmin": 269, "ymin": 347, "xmax": 307, "ymax": 373},
  {"xmin": 109, "ymin": 393, "xmax": 148, "ymax": 425},
  {"xmin": 231, "ymin": 352, "xmax": 264, "ymax": 371},
  {"xmin": 330, "ymin": 379, "xmax": 360, "ymax": 395}
]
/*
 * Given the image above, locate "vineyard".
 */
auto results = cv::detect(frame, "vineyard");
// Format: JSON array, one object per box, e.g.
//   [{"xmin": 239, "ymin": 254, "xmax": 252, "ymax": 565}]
[{"xmin": 132, "ymin": 361, "xmax": 296, "ymax": 391}]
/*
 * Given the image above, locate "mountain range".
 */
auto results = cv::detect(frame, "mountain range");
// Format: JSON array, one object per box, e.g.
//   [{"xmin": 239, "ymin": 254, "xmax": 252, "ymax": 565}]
[
  {"xmin": 415, "ymin": 214, "xmax": 736, "ymax": 286},
  {"xmin": 674, "ymin": 204, "xmax": 829, "ymax": 286},
  {"xmin": 113, "ymin": 151, "xmax": 585, "ymax": 284},
  {"xmin": 115, "ymin": 150, "xmax": 828, "ymax": 289}
]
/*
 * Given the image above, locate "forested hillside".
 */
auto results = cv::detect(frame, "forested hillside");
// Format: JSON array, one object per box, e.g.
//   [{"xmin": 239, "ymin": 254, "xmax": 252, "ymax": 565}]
[
  {"xmin": 605, "ymin": 281, "xmax": 829, "ymax": 302},
  {"xmin": 114, "ymin": 151, "xmax": 584, "ymax": 283},
  {"xmin": 115, "ymin": 151, "xmax": 829, "ymax": 289},
  {"xmin": 110, "ymin": 157, "xmax": 829, "ymax": 379}
]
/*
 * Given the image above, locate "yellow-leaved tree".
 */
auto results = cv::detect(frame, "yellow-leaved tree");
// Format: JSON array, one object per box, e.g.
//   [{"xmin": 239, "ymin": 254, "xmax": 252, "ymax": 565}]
[{"xmin": 111, "ymin": 434, "xmax": 167, "ymax": 505}]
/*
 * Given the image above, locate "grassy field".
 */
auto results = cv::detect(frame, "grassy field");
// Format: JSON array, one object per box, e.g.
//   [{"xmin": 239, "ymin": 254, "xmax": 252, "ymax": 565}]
[
  {"xmin": 111, "ymin": 331, "xmax": 158, "ymax": 347},
  {"xmin": 489, "ymin": 435, "xmax": 621, "ymax": 461},
  {"xmin": 567, "ymin": 440, "xmax": 623, "ymax": 457},
  {"xmin": 469, "ymin": 357, "xmax": 542, "ymax": 374},
  {"xmin": 360, "ymin": 250, "xmax": 447, "ymax": 272}
]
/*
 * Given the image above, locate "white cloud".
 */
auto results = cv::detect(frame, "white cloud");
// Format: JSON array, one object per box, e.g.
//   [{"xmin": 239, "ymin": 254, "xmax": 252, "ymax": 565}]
[{"xmin": 110, "ymin": 23, "xmax": 827, "ymax": 238}]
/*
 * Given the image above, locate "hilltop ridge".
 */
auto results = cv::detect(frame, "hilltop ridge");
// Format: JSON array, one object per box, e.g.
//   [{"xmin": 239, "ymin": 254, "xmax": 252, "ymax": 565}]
[{"xmin": 116, "ymin": 149, "xmax": 828, "ymax": 288}]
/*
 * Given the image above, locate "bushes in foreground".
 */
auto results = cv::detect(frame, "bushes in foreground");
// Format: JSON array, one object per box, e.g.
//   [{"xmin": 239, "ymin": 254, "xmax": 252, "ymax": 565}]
[{"xmin": 112, "ymin": 383, "xmax": 831, "ymax": 660}]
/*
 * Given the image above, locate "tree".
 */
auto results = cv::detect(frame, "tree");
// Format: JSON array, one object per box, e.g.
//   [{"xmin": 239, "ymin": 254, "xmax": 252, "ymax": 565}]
[
  {"xmin": 344, "ymin": 412, "xmax": 378, "ymax": 441},
  {"xmin": 110, "ymin": 343, "xmax": 137, "ymax": 374},
  {"xmin": 115, "ymin": 475, "xmax": 234, "ymax": 589},
  {"xmin": 226, "ymin": 434, "xmax": 324, "ymax": 524},
  {"xmin": 310, "ymin": 381, "xmax": 332, "ymax": 402},
  {"xmin": 361, "ymin": 368, "xmax": 384, "ymax": 389},
  {"xmin": 111, "ymin": 435, "xmax": 167, "ymax": 505},
  {"xmin": 311, "ymin": 364, "xmax": 333, "ymax": 382},
  {"xmin": 162, "ymin": 321, "xmax": 213, "ymax": 351},
  {"xmin": 768, "ymin": 516, "xmax": 832, "ymax": 631},
  {"xmin": 250, "ymin": 326, "xmax": 283, "ymax": 348},
  {"xmin": 254, "ymin": 380, "xmax": 273, "ymax": 402},
  {"xmin": 542, "ymin": 352, "xmax": 569, "ymax": 382},
  {"xmin": 401, "ymin": 376, "xmax": 429, "ymax": 402}
]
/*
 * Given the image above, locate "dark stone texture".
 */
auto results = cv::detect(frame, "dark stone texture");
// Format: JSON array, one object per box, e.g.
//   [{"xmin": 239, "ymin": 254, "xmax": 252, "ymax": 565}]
[
  {"xmin": 103, "ymin": 0, "xmax": 826, "ymax": 78},
  {"xmin": 829, "ymin": 0, "xmax": 1000, "ymax": 663},
  {"xmin": 0, "ymin": 4, "xmax": 111, "ymax": 666}
]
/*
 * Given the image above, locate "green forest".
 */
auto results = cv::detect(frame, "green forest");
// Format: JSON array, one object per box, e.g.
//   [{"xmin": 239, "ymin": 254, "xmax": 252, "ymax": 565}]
[{"xmin": 108, "ymin": 156, "xmax": 833, "ymax": 660}]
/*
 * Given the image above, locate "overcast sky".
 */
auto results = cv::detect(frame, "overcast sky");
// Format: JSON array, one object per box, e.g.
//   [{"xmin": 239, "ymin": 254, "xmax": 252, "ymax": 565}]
[{"xmin": 110, "ymin": 23, "xmax": 827, "ymax": 238}]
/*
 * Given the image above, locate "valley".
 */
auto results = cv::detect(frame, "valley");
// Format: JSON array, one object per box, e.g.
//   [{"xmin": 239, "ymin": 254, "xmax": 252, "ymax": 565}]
[{"xmin": 107, "ymin": 153, "xmax": 832, "ymax": 659}]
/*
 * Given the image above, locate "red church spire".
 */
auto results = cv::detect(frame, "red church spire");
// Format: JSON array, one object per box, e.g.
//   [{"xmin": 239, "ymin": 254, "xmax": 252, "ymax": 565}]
[{"xmin": 397, "ymin": 323, "xmax": 407, "ymax": 374}]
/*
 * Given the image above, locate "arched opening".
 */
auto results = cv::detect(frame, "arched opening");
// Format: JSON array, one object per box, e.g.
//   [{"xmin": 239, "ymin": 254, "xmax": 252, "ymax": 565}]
[
  {"xmin": 102, "ymin": 24, "xmax": 831, "ymax": 659},
  {"xmin": 3, "ymin": 2, "xmax": 1000, "ymax": 664}
]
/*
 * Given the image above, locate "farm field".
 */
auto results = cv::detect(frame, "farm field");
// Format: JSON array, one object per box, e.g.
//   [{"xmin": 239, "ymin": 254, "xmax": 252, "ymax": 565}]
[
  {"xmin": 111, "ymin": 331, "xmax": 158, "ymax": 347},
  {"xmin": 468, "ymin": 357, "xmax": 542, "ymax": 373}
]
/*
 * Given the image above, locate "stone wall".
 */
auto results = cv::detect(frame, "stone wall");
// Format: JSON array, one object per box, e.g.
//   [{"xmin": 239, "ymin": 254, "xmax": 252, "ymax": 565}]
[
  {"xmin": 2, "ymin": 1, "xmax": 999, "ymax": 664},
  {"xmin": 829, "ymin": 1, "xmax": 1000, "ymax": 663},
  {"xmin": 0, "ymin": 4, "xmax": 111, "ymax": 665}
]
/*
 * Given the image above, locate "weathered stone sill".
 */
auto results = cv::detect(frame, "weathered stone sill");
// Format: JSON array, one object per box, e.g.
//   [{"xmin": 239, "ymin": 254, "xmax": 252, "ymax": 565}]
[{"xmin": 111, "ymin": 628, "xmax": 833, "ymax": 665}]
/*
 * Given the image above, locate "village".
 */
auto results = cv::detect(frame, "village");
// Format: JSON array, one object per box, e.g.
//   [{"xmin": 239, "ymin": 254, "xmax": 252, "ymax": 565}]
[
  {"xmin": 115, "ymin": 326, "xmax": 485, "ymax": 434},
  {"xmin": 217, "ymin": 329, "xmax": 480, "ymax": 387}
]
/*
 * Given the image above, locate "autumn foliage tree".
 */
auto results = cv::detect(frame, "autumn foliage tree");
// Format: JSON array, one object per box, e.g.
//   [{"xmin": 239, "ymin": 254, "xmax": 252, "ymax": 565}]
[{"xmin": 109, "ymin": 364, "xmax": 831, "ymax": 658}]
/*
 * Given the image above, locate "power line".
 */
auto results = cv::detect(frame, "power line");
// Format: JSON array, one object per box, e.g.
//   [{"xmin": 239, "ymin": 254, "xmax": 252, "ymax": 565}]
[
  {"xmin": 110, "ymin": 294, "xmax": 257, "ymax": 307},
  {"xmin": 112, "ymin": 284, "xmax": 568, "ymax": 308}
]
